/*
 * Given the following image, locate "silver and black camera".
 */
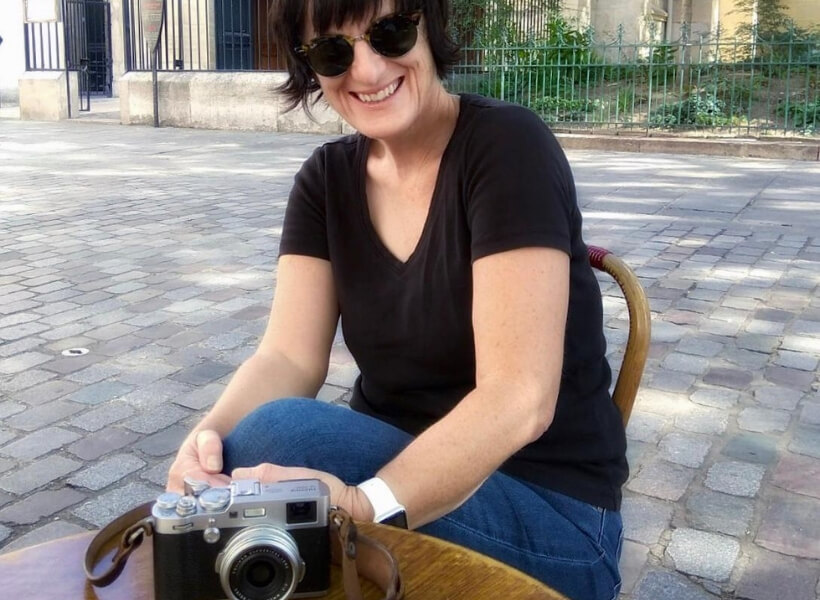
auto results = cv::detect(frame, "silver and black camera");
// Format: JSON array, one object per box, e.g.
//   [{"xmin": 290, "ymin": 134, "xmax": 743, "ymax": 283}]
[{"xmin": 152, "ymin": 478, "xmax": 332, "ymax": 600}]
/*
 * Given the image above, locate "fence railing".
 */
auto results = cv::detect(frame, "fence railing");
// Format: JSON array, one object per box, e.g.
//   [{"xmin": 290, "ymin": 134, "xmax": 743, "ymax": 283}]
[{"xmin": 449, "ymin": 24, "xmax": 820, "ymax": 136}]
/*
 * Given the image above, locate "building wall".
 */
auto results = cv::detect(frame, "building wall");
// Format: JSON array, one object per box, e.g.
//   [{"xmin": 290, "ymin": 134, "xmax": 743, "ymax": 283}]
[{"xmin": 0, "ymin": 1, "xmax": 26, "ymax": 105}]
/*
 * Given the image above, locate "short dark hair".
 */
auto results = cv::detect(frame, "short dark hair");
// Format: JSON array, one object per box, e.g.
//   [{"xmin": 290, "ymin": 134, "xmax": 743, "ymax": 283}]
[{"xmin": 270, "ymin": 0, "xmax": 460, "ymax": 113}]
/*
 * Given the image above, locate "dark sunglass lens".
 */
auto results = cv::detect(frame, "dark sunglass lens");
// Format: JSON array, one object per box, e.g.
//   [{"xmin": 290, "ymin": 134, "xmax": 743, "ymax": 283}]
[
  {"xmin": 307, "ymin": 37, "xmax": 353, "ymax": 77},
  {"xmin": 370, "ymin": 15, "xmax": 418, "ymax": 58}
]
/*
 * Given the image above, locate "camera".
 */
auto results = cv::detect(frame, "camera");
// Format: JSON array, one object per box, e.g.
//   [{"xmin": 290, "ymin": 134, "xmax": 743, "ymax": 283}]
[{"xmin": 152, "ymin": 478, "xmax": 332, "ymax": 600}]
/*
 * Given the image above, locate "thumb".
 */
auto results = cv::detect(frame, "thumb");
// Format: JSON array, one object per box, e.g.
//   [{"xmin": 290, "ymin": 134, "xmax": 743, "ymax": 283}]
[{"xmin": 195, "ymin": 429, "xmax": 224, "ymax": 473}]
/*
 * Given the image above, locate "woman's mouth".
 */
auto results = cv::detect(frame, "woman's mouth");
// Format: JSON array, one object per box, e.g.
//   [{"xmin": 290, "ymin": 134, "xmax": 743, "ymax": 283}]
[{"xmin": 354, "ymin": 78, "xmax": 402, "ymax": 104}]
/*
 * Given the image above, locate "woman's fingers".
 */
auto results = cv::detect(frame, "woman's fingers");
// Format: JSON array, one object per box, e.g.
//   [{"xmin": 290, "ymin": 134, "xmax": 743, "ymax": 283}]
[{"xmin": 195, "ymin": 429, "xmax": 224, "ymax": 473}]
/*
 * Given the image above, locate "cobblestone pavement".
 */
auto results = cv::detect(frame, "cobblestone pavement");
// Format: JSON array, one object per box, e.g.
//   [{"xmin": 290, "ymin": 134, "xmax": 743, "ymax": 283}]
[{"xmin": 1, "ymin": 118, "xmax": 819, "ymax": 600}]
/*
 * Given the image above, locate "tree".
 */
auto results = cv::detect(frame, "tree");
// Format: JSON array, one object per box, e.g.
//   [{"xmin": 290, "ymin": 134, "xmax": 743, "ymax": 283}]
[{"xmin": 732, "ymin": 0, "xmax": 790, "ymax": 39}]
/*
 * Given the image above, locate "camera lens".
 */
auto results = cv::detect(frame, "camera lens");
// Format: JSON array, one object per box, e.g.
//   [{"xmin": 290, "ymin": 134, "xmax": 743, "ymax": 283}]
[{"xmin": 217, "ymin": 525, "xmax": 304, "ymax": 600}]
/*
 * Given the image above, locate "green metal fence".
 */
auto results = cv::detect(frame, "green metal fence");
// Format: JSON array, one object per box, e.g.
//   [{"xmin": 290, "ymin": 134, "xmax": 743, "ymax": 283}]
[{"xmin": 449, "ymin": 22, "xmax": 820, "ymax": 136}]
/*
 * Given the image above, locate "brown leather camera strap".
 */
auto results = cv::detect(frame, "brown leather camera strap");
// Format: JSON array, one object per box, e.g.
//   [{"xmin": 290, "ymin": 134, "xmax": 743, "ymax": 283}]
[{"xmin": 84, "ymin": 502, "xmax": 403, "ymax": 600}]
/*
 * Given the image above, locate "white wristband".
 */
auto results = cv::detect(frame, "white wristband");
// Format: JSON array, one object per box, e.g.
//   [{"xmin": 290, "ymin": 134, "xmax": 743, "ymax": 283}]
[{"xmin": 357, "ymin": 477, "xmax": 406, "ymax": 523}]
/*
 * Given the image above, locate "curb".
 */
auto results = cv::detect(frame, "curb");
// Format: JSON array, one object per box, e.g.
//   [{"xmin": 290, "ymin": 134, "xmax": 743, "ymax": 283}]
[{"xmin": 554, "ymin": 133, "xmax": 820, "ymax": 161}]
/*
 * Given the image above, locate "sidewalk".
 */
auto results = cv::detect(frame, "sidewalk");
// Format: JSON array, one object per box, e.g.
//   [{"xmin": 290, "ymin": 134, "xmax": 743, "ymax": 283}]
[{"xmin": 0, "ymin": 117, "xmax": 818, "ymax": 600}]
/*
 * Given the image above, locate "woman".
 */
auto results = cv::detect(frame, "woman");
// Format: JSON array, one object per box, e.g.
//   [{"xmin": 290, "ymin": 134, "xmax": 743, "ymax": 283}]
[{"xmin": 167, "ymin": 1, "xmax": 627, "ymax": 598}]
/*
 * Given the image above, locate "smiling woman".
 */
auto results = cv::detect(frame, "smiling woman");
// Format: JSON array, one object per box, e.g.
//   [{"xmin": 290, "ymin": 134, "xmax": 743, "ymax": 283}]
[{"xmin": 165, "ymin": 2, "xmax": 629, "ymax": 599}]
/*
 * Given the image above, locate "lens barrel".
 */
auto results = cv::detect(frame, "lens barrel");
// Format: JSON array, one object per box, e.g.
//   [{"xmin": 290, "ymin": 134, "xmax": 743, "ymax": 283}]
[{"xmin": 216, "ymin": 525, "xmax": 304, "ymax": 600}]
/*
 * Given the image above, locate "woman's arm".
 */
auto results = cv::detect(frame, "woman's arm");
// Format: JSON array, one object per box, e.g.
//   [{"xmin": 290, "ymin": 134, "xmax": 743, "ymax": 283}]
[
  {"xmin": 167, "ymin": 254, "xmax": 339, "ymax": 491},
  {"xmin": 375, "ymin": 246, "xmax": 569, "ymax": 528}
]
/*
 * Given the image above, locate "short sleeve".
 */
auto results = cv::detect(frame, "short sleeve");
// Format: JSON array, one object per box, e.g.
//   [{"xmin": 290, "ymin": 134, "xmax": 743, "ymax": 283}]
[
  {"xmin": 279, "ymin": 146, "xmax": 330, "ymax": 260},
  {"xmin": 463, "ymin": 105, "xmax": 576, "ymax": 262}
]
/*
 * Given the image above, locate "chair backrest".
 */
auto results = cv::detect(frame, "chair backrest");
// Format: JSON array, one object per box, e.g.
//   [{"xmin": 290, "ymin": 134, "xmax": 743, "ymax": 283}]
[{"xmin": 587, "ymin": 245, "xmax": 651, "ymax": 427}]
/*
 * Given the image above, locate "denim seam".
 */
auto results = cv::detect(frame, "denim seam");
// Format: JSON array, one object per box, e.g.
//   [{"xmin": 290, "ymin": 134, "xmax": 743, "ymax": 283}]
[{"xmin": 439, "ymin": 514, "xmax": 606, "ymax": 567}]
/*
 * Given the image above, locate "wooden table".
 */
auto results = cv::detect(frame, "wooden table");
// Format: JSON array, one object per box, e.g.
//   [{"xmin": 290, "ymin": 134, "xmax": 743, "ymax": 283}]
[{"xmin": 0, "ymin": 522, "xmax": 566, "ymax": 599}]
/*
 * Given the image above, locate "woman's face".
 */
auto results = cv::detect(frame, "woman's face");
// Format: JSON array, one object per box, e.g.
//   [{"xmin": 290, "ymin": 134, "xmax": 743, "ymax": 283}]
[{"xmin": 304, "ymin": 3, "xmax": 445, "ymax": 141}]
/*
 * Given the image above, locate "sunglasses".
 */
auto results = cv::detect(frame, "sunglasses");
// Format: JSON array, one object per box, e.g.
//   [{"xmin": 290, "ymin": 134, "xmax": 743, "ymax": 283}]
[{"xmin": 297, "ymin": 11, "xmax": 422, "ymax": 78}]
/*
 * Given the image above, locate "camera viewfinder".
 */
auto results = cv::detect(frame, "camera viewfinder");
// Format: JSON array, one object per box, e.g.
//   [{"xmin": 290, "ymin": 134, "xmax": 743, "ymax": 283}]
[{"xmin": 286, "ymin": 501, "xmax": 317, "ymax": 524}]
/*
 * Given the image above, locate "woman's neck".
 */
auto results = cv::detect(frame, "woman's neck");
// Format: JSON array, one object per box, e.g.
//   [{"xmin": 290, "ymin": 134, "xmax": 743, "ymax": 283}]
[{"xmin": 368, "ymin": 88, "xmax": 460, "ymax": 173}]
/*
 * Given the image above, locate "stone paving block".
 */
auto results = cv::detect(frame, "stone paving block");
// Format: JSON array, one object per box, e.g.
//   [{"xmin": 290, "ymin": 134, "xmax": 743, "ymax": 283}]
[
  {"xmin": 780, "ymin": 335, "xmax": 820, "ymax": 354},
  {"xmin": 666, "ymin": 528, "xmax": 739, "ymax": 582},
  {"xmin": 661, "ymin": 353, "xmax": 711, "ymax": 376},
  {"xmin": 114, "ymin": 360, "xmax": 183, "ymax": 386},
  {"xmin": 721, "ymin": 433, "xmax": 778, "ymax": 465},
  {"xmin": 771, "ymin": 453, "xmax": 820, "ymax": 499},
  {"xmin": 68, "ymin": 381, "xmax": 133, "ymax": 405},
  {"xmin": 754, "ymin": 386, "xmax": 805, "ymax": 411},
  {"xmin": 705, "ymin": 460, "xmax": 766, "ymax": 497},
  {"xmin": 633, "ymin": 570, "xmax": 719, "ymax": 600},
  {"xmin": 0, "ymin": 368, "xmax": 56, "ymax": 393},
  {"xmin": 172, "ymin": 382, "xmax": 225, "ymax": 410},
  {"xmin": 621, "ymin": 495, "xmax": 674, "ymax": 545},
  {"xmin": 0, "ymin": 489, "xmax": 86, "ymax": 525},
  {"xmin": 123, "ymin": 404, "xmax": 190, "ymax": 434},
  {"xmin": 0, "ymin": 523, "xmax": 12, "ymax": 545},
  {"xmin": 0, "ymin": 321, "xmax": 50, "ymax": 341},
  {"xmin": 172, "ymin": 359, "xmax": 234, "ymax": 386},
  {"xmin": 0, "ymin": 401, "xmax": 26, "ymax": 420},
  {"xmin": 651, "ymin": 321, "xmax": 688, "ymax": 343},
  {"xmin": 788, "ymin": 425, "xmax": 820, "ymax": 459},
  {"xmin": 649, "ymin": 370, "xmax": 696, "ymax": 394},
  {"xmin": 72, "ymin": 482, "xmax": 162, "ymax": 529},
  {"xmin": 0, "ymin": 427, "xmax": 81, "ymax": 460},
  {"xmin": 133, "ymin": 425, "xmax": 189, "ymax": 457},
  {"xmin": 5, "ymin": 399, "xmax": 84, "ymax": 432},
  {"xmin": 0, "ymin": 520, "xmax": 89, "ymax": 555},
  {"xmin": 754, "ymin": 308, "xmax": 795, "ymax": 322},
  {"xmin": 0, "ymin": 351, "xmax": 53, "ymax": 375},
  {"xmin": 774, "ymin": 350, "xmax": 818, "ymax": 372},
  {"xmin": 619, "ymin": 540, "xmax": 649, "ymax": 595},
  {"xmin": 141, "ymin": 456, "xmax": 174, "ymax": 487},
  {"xmin": 746, "ymin": 320, "xmax": 785, "ymax": 335},
  {"xmin": 0, "ymin": 455, "xmax": 82, "ymax": 494},
  {"xmin": 676, "ymin": 337, "xmax": 724, "ymax": 358},
  {"xmin": 686, "ymin": 490, "xmax": 754, "ymax": 537},
  {"xmin": 64, "ymin": 363, "xmax": 122, "ymax": 385},
  {"xmin": 791, "ymin": 320, "xmax": 820, "ymax": 336},
  {"xmin": 0, "ymin": 337, "xmax": 44, "ymax": 359},
  {"xmin": 756, "ymin": 494, "xmax": 820, "ymax": 559},
  {"xmin": 738, "ymin": 407, "xmax": 791, "ymax": 433},
  {"xmin": 120, "ymin": 380, "xmax": 195, "ymax": 410},
  {"xmin": 764, "ymin": 366, "xmax": 815, "ymax": 390},
  {"xmin": 800, "ymin": 403, "xmax": 820, "ymax": 426},
  {"xmin": 659, "ymin": 432, "xmax": 712, "ymax": 468},
  {"xmin": 675, "ymin": 406, "xmax": 728, "ymax": 435},
  {"xmin": 736, "ymin": 548, "xmax": 819, "ymax": 600},
  {"xmin": 67, "ymin": 453, "xmax": 145, "ymax": 491},
  {"xmin": 736, "ymin": 333, "xmax": 779, "ymax": 354},
  {"xmin": 702, "ymin": 368, "xmax": 754, "ymax": 390},
  {"xmin": 67, "ymin": 428, "xmax": 140, "ymax": 461},
  {"xmin": 41, "ymin": 353, "xmax": 100, "ymax": 375},
  {"xmin": 13, "ymin": 379, "xmax": 80, "ymax": 406},
  {"xmin": 689, "ymin": 387, "xmax": 741, "ymax": 410},
  {"xmin": 69, "ymin": 401, "xmax": 135, "ymax": 432},
  {"xmin": 0, "ymin": 458, "xmax": 14, "ymax": 476},
  {"xmin": 627, "ymin": 459, "xmax": 696, "ymax": 501}
]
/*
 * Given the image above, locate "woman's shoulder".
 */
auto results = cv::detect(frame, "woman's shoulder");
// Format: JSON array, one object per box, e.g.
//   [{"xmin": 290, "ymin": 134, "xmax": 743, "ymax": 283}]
[
  {"xmin": 455, "ymin": 94, "xmax": 563, "ymax": 161},
  {"xmin": 459, "ymin": 93, "xmax": 549, "ymax": 133}
]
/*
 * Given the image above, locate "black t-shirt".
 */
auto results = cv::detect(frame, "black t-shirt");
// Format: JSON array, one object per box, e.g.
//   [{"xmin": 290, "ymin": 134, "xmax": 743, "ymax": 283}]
[{"xmin": 280, "ymin": 94, "xmax": 628, "ymax": 510}]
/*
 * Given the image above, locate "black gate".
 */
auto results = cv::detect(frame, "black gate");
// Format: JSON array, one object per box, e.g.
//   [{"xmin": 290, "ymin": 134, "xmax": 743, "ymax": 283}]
[
  {"xmin": 64, "ymin": 0, "xmax": 113, "ymax": 109},
  {"xmin": 216, "ymin": 0, "xmax": 253, "ymax": 69}
]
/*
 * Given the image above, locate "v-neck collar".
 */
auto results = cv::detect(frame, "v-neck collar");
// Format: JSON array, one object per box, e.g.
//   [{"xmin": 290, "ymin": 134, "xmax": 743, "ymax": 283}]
[{"xmin": 354, "ymin": 98, "xmax": 467, "ymax": 275}]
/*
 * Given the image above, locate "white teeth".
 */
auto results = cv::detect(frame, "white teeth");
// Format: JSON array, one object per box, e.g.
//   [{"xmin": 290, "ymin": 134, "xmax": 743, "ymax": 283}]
[{"xmin": 357, "ymin": 80, "xmax": 399, "ymax": 103}]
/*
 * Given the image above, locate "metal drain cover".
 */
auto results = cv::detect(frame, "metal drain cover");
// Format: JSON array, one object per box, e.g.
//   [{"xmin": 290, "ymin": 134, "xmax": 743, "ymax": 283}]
[{"xmin": 61, "ymin": 347, "xmax": 89, "ymax": 357}]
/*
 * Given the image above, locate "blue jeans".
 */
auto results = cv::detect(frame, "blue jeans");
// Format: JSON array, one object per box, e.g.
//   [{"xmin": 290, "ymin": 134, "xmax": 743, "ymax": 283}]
[{"xmin": 222, "ymin": 398, "xmax": 623, "ymax": 600}]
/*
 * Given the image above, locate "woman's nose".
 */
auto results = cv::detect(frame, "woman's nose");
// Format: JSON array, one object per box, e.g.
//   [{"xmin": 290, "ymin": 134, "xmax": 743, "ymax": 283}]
[{"xmin": 347, "ymin": 37, "xmax": 386, "ymax": 84}]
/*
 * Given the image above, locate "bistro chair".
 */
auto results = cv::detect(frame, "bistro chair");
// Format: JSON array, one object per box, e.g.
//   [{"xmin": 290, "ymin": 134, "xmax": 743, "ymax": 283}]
[{"xmin": 587, "ymin": 245, "xmax": 651, "ymax": 427}]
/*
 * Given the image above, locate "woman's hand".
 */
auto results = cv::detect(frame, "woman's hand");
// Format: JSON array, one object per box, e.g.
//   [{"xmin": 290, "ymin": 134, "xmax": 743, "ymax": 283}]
[
  {"xmin": 231, "ymin": 463, "xmax": 375, "ymax": 522},
  {"xmin": 166, "ymin": 429, "xmax": 231, "ymax": 493}
]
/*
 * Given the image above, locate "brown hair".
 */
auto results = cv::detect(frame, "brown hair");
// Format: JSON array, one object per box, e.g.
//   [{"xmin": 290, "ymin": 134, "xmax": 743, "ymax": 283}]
[{"xmin": 270, "ymin": 0, "xmax": 460, "ymax": 113}]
